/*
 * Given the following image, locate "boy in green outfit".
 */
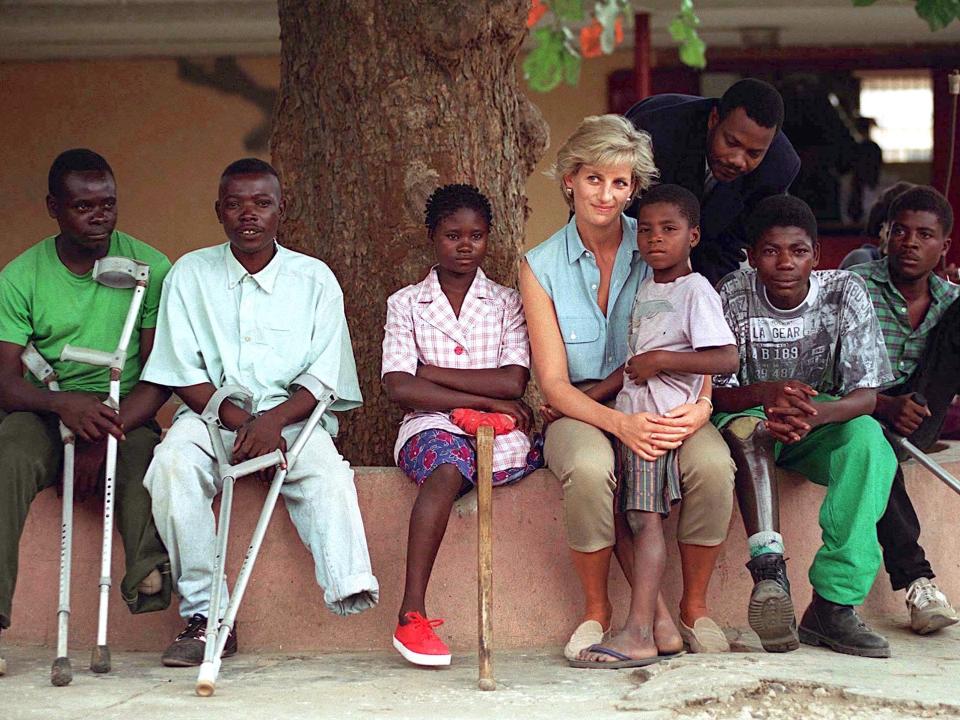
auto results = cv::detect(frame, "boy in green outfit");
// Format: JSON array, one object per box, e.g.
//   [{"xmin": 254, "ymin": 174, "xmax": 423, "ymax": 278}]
[
  {"xmin": 0, "ymin": 149, "xmax": 172, "ymax": 675},
  {"xmin": 713, "ymin": 195, "xmax": 898, "ymax": 659}
]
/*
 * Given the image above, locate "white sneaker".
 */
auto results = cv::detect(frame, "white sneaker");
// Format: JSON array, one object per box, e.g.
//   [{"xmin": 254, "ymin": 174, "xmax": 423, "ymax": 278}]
[{"xmin": 906, "ymin": 578, "xmax": 959, "ymax": 634}]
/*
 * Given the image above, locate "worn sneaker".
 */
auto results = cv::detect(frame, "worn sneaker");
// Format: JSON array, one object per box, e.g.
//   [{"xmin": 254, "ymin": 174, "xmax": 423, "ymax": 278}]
[
  {"xmin": 393, "ymin": 612, "xmax": 451, "ymax": 666},
  {"xmin": 799, "ymin": 592, "xmax": 890, "ymax": 658},
  {"xmin": 0, "ymin": 629, "xmax": 5, "ymax": 676},
  {"xmin": 161, "ymin": 613, "xmax": 238, "ymax": 667},
  {"xmin": 746, "ymin": 553, "xmax": 799, "ymax": 652},
  {"xmin": 906, "ymin": 578, "xmax": 959, "ymax": 635}
]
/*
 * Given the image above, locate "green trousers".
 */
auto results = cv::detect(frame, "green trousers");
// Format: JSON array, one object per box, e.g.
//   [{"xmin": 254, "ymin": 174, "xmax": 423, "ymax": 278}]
[
  {"xmin": 0, "ymin": 410, "xmax": 171, "ymax": 629},
  {"xmin": 716, "ymin": 409, "xmax": 897, "ymax": 606}
]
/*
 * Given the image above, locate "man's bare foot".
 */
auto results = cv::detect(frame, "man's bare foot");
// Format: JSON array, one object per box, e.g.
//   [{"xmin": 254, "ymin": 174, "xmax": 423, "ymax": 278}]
[{"xmin": 576, "ymin": 626, "xmax": 658, "ymax": 663}]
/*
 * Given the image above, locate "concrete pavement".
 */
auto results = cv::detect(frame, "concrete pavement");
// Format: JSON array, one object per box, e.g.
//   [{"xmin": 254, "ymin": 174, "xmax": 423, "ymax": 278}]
[{"xmin": 3, "ymin": 617, "xmax": 959, "ymax": 720}]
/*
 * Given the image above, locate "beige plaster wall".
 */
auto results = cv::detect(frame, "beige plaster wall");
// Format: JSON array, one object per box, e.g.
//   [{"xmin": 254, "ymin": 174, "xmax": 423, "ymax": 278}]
[
  {"xmin": 1, "ymin": 57, "xmax": 281, "ymax": 266},
  {"xmin": 0, "ymin": 50, "xmax": 632, "ymax": 269}
]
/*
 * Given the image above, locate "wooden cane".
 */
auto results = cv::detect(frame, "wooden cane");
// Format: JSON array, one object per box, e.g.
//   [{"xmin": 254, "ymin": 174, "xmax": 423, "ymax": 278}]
[{"xmin": 476, "ymin": 425, "xmax": 496, "ymax": 691}]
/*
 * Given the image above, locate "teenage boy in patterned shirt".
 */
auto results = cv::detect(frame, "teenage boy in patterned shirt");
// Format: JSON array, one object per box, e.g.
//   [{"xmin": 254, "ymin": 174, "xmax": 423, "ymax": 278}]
[
  {"xmin": 850, "ymin": 185, "xmax": 960, "ymax": 634},
  {"xmin": 713, "ymin": 195, "xmax": 897, "ymax": 659}
]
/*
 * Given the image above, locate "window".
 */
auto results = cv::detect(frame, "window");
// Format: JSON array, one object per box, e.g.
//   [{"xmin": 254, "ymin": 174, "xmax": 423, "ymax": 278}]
[{"xmin": 858, "ymin": 71, "xmax": 933, "ymax": 163}]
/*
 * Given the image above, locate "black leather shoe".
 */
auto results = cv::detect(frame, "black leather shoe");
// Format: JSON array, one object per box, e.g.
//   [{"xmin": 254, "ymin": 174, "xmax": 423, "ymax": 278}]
[
  {"xmin": 799, "ymin": 592, "xmax": 890, "ymax": 658},
  {"xmin": 161, "ymin": 614, "xmax": 238, "ymax": 667},
  {"xmin": 746, "ymin": 553, "xmax": 799, "ymax": 652}
]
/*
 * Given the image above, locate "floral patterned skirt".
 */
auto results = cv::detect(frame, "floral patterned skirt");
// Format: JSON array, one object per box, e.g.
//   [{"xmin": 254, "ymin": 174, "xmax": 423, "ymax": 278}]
[{"xmin": 398, "ymin": 428, "xmax": 544, "ymax": 491}]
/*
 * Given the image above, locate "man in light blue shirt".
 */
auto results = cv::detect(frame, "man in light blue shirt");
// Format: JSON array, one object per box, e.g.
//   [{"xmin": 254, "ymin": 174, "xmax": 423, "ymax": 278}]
[{"xmin": 142, "ymin": 159, "xmax": 378, "ymax": 667}]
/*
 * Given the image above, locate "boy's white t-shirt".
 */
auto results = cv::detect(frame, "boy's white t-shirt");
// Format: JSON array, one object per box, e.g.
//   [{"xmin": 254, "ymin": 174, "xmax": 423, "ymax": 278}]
[{"xmin": 615, "ymin": 272, "xmax": 735, "ymax": 417}]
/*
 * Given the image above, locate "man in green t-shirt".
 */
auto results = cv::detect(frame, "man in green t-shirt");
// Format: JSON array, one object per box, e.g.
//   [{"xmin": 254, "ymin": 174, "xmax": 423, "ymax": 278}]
[{"xmin": 0, "ymin": 149, "xmax": 173, "ymax": 676}]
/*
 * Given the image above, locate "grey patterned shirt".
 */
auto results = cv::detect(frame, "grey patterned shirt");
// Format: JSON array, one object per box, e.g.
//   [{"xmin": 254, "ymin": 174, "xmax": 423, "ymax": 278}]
[{"xmin": 714, "ymin": 269, "xmax": 893, "ymax": 394}]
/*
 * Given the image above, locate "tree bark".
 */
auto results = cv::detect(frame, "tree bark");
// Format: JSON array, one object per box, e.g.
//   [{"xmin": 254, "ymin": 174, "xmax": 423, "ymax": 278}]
[{"xmin": 272, "ymin": 0, "xmax": 549, "ymax": 465}]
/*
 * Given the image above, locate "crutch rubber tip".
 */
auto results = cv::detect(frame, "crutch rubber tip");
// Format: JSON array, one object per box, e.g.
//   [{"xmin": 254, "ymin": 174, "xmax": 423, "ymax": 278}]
[
  {"xmin": 90, "ymin": 645, "xmax": 111, "ymax": 673},
  {"xmin": 51, "ymin": 657, "xmax": 73, "ymax": 686},
  {"xmin": 196, "ymin": 680, "xmax": 216, "ymax": 697},
  {"xmin": 478, "ymin": 678, "xmax": 497, "ymax": 691}
]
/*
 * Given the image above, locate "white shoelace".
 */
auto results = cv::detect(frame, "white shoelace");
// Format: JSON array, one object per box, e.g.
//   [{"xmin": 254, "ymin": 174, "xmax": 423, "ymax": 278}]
[{"xmin": 906, "ymin": 578, "xmax": 947, "ymax": 609}]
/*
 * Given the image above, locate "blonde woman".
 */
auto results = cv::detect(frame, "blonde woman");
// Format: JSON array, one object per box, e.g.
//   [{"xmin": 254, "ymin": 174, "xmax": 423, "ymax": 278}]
[{"xmin": 519, "ymin": 115, "xmax": 736, "ymax": 663}]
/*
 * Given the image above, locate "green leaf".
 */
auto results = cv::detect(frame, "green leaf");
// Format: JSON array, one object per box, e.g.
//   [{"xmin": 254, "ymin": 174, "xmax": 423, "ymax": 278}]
[
  {"xmin": 523, "ymin": 27, "xmax": 566, "ymax": 93},
  {"xmin": 679, "ymin": 33, "xmax": 706, "ymax": 69},
  {"xmin": 561, "ymin": 46, "xmax": 582, "ymax": 86},
  {"xmin": 915, "ymin": 0, "xmax": 960, "ymax": 30},
  {"xmin": 668, "ymin": 0, "xmax": 705, "ymax": 68},
  {"xmin": 550, "ymin": 0, "xmax": 584, "ymax": 22},
  {"xmin": 668, "ymin": 15, "xmax": 691, "ymax": 43}
]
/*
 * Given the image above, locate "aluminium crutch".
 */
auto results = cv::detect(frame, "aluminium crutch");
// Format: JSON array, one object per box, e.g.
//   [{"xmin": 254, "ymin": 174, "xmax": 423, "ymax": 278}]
[
  {"xmin": 195, "ymin": 379, "xmax": 335, "ymax": 697},
  {"xmin": 883, "ymin": 393, "xmax": 960, "ymax": 497},
  {"xmin": 21, "ymin": 344, "xmax": 76, "ymax": 687},
  {"xmin": 475, "ymin": 424, "xmax": 496, "ymax": 691},
  {"xmin": 59, "ymin": 256, "xmax": 150, "ymax": 674}
]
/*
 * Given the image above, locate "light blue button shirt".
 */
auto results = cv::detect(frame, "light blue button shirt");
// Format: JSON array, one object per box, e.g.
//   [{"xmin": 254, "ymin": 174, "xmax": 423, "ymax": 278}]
[
  {"xmin": 143, "ymin": 243, "xmax": 362, "ymax": 436},
  {"xmin": 525, "ymin": 214, "xmax": 650, "ymax": 383}
]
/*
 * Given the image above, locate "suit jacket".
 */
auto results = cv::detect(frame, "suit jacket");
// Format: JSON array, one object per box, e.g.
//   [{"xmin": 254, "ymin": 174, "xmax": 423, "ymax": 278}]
[{"xmin": 626, "ymin": 94, "xmax": 800, "ymax": 286}]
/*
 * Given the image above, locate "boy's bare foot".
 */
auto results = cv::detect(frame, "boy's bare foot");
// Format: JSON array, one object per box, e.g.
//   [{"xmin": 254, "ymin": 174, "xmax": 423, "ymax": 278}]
[
  {"xmin": 576, "ymin": 625, "xmax": 658, "ymax": 664},
  {"xmin": 654, "ymin": 616, "xmax": 684, "ymax": 655},
  {"xmin": 654, "ymin": 593, "xmax": 683, "ymax": 654}
]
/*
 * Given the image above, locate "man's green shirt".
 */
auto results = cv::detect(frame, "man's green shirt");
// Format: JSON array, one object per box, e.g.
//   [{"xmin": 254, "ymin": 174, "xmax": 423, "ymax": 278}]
[
  {"xmin": 0, "ymin": 231, "xmax": 171, "ymax": 397},
  {"xmin": 850, "ymin": 258, "xmax": 960, "ymax": 389}
]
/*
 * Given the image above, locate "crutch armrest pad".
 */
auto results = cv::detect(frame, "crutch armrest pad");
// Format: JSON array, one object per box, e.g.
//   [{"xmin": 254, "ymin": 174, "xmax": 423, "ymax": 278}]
[
  {"xmin": 290, "ymin": 374, "xmax": 336, "ymax": 406},
  {"xmin": 201, "ymin": 385, "xmax": 254, "ymax": 427}
]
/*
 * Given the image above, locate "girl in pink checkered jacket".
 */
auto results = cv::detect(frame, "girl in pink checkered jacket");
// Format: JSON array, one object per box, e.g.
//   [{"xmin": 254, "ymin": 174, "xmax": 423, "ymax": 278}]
[{"xmin": 380, "ymin": 184, "xmax": 543, "ymax": 667}]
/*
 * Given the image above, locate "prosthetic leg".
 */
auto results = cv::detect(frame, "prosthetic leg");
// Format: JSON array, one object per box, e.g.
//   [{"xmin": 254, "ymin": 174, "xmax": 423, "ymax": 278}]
[
  {"xmin": 21, "ymin": 344, "xmax": 76, "ymax": 686},
  {"xmin": 59, "ymin": 256, "xmax": 150, "ymax": 674},
  {"xmin": 720, "ymin": 417, "xmax": 799, "ymax": 652},
  {"xmin": 195, "ymin": 380, "xmax": 334, "ymax": 697}
]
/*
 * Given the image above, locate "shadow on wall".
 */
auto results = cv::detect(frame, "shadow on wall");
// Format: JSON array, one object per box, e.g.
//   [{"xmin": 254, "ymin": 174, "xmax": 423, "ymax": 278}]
[{"xmin": 176, "ymin": 56, "xmax": 278, "ymax": 152}]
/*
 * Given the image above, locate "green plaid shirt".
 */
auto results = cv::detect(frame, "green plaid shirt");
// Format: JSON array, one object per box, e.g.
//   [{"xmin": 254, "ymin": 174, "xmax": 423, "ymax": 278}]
[{"xmin": 849, "ymin": 259, "xmax": 960, "ymax": 389}]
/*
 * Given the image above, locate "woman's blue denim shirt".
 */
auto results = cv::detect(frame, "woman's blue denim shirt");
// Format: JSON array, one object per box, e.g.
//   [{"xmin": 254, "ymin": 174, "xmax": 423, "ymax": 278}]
[{"xmin": 525, "ymin": 214, "xmax": 650, "ymax": 383}]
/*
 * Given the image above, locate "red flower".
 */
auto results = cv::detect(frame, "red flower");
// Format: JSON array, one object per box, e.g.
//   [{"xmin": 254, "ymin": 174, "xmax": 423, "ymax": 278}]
[
  {"xmin": 580, "ymin": 19, "xmax": 603, "ymax": 58},
  {"xmin": 423, "ymin": 449, "xmax": 438, "ymax": 468},
  {"xmin": 527, "ymin": 0, "xmax": 547, "ymax": 28}
]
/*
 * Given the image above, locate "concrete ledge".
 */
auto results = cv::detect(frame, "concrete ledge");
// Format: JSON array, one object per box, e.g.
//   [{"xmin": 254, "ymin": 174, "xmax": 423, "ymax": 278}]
[{"xmin": 8, "ymin": 446, "xmax": 960, "ymax": 653}]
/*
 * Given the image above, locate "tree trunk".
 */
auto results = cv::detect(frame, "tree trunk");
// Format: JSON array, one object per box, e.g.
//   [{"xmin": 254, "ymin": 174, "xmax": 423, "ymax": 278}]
[{"xmin": 272, "ymin": 0, "xmax": 549, "ymax": 465}]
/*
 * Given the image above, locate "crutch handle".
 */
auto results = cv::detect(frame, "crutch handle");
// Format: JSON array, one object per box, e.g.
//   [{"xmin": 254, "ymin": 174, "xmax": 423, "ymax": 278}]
[
  {"xmin": 911, "ymin": 393, "xmax": 928, "ymax": 407},
  {"xmin": 226, "ymin": 450, "xmax": 286, "ymax": 481},
  {"xmin": 60, "ymin": 345, "xmax": 115, "ymax": 368}
]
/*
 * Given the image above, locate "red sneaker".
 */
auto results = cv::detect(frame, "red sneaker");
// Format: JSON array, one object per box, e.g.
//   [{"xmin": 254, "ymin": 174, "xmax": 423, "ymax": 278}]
[{"xmin": 393, "ymin": 612, "xmax": 451, "ymax": 666}]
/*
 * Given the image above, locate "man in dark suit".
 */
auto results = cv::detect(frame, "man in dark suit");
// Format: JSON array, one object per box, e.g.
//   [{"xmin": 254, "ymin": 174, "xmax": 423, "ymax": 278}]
[{"xmin": 626, "ymin": 79, "xmax": 800, "ymax": 286}]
